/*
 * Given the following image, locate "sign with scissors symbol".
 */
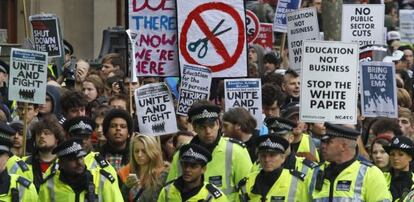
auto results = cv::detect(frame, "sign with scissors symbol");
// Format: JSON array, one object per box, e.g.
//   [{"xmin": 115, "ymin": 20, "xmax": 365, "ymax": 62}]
[{"xmin": 177, "ymin": 0, "xmax": 247, "ymax": 78}]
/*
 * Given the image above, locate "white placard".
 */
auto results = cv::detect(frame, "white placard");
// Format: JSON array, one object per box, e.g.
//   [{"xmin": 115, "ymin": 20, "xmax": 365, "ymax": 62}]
[{"xmin": 400, "ymin": 10, "xmax": 414, "ymax": 44}]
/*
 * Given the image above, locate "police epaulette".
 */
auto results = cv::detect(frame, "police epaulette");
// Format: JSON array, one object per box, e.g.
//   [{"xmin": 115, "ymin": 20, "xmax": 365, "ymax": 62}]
[
  {"xmin": 100, "ymin": 169, "xmax": 115, "ymax": 184},
  {"xmin": 290, "ymin": 169, "xmax": 305, "ymax": 181},
  {"xmin": 17, "ymin": 176, "xmax": 31, "ymax": 188},
  {"xmin": 17, "ymin": 160, "xmax": 29, "ymax": 172},
  {"xmin": 206, "ymin": 184, "xmax": 223, "ymax": 199},
  {"xmin": 229, "ymin": 138, "xmax": 246, "ymax": 148},
  {"xmin": 24, "ymin": 156, "xmax": 33, "ymax": 165},
  {"xmin": 94, "ymin": 153, "xmax": 109, "ymax": 168},
  {"xmin": 359, "ymin": 160, "xmax": 373, "ymax": 167},
  {"xmin": 302, "ymin": 158, "xmax": 318, "ymax": 169}
]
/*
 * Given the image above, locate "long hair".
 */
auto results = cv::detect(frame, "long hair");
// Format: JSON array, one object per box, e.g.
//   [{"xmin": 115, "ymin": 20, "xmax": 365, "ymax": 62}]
[{"xmin": 129, "ymin": 134, "xmax": 164, "ymax": 190}]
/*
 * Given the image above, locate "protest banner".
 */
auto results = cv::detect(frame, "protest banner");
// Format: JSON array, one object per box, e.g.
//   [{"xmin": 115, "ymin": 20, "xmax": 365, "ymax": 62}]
[
  {"xmin": 29, "ymin": 14, "xmax": 63, "ymax": 57},
  {"xmin": 273, "ymin": 0, "xmax": 302, "ymax": 33},
  {"xmin": 246, "ymin": 10, "xmax": 260, "ymax": 43},
  {"xmin": 360, "ymin": 62, "xmax": 397, "ymax": 118},
  {"xmin": 126, "ymin": 29, "xmax": 138, "ymax": 82},
  {"xmin": 300, "ymin": 41, "xmax": 359, "ymax": 124},
  {"xmin": 399, "ymin": 10, "xmax": 414, "ymax": 44},
  {"xmin": 128, "ymin": 0, "xmax": 178, "ymax": 76},
  {"xmin": 176, "ymin": 0, "xmax": 247, "ymax": 78},
  {"xmin": 342, "ymin": 4, "xmax": 385, "ymax": 47},
  {"xmin": 177, "ymin": 64, "xmax": 212, "ymax": 116},
  {"xmin": 287, "ymin": 7, "xmax": 320, "ymax": 73},
  {"xmin": 224, "ymin": 79, "xmax": 262, "ymax": 129},
  {"xmin": 9, "ymin": 48, "xmax": 48, "ymax": 104},
  {"xmin": 253, "ymin": 23, "xmax": 273, "ymax": 51},
  {"xmin": 135, "ymin": 83, "xmax": 178, "ymax": 136}
]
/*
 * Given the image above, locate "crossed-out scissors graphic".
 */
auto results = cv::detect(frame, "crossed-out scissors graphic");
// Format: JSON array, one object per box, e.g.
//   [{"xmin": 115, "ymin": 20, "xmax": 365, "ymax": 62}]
[{"xmin": 188, "ymin": 19, "xmax": 232, "ymax": 59}]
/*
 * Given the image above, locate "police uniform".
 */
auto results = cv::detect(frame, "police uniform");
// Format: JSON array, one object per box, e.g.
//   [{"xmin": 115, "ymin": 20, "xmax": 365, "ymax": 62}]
[
  {"xmin": 0, "ymin": 122, "xmax": 33, "ymax": 181},
  {"xmin": 63, "ymin": 116, "xmax": 118, "ymax": 178},
  {"xmin": 158, "ymin": 144, "xmax": 228, "ymax": 202},
  {"xmin": 310, "ymin": 123, "xmax": 391, "ymax": 202},
  {"xmin": 0, "ymin": 125, "xmax": 38, "ymax": 202},
  {"xmin": 383, "ymin": 136, "xmax": 414, "ymax": 201},
  {"xmin": 238, "ymin": 135, "xmax": 310, "ymax": 202},
  {"xmin": 38, "ymin": 139, "xmax": 123, "ymax": 202},
  {"xmin": 167, "ymin": 105, "xmax": 252, "ymax": 201}
]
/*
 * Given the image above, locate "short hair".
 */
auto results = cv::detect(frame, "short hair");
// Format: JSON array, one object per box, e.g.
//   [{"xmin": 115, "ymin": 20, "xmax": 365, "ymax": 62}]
[
  {"xmin": 101, "ymin": 53, "xmax": 123, "ymax": 69},
  {"xmin": 261, "ymin": 72, "xmax": 284, "ymax": 88},
  {"xmin": 222, "ymin": 107, "xmax": 257, "ymax": 134},
  {"xmin": 91, "ymin": 105, "xmax": 112, "ymax": 121},
  {"xmin": 83, "ymin": 74, "xmax": 105, "ymax": 96},
  {"xmin": 397, "ymin": 88, "xmax": 412, "ymax": 109},
  {"xmin": 173, "ymin": 131, "xmax": 194, "ymax": 148},
  {"xmin": 262, "ymin": 84, "xmax": 285, "ymax": 107},
  {"xmin": 60, "ymin": 90, "xmax": 88, "ymax": 114},
  {"xmin": 31, "ymin": 114, "xmax": 66, "ymax": 145},
  {"xmin": 371, "ymin": 117, "xmax": 403, "ymax": 136},
  {"xmin": 399, "ymin": 107, "xmax": 414, "ymax": 124},
  {"xmin": 283, "ymin": 69, "xmax": 299, "ymax": 83},
  {"xmin": 108, "ymin": 94, "xmax": 130, "ymax": 111}
]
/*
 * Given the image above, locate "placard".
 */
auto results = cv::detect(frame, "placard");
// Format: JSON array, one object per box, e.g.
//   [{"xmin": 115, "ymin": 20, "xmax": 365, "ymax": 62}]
[
  {"xmin": 29, "ymin": 14, "xmax": 62, "ymax": 57},
  {"xmin": 400, "ymin": 10, "xmax": 414, "ymax": 44},
  {"xmin": 135, "ymin": 83, "xmax": 178, "ymax": 135},
  {"xmin": 177, "ymin": 64, "xmax": 212, "ymax": 116},
  {"xmin": 128, "ymin": 0, "xmax": 178, "ymax": 76},
  {"xmin": 9, "ymin": 48, "xmax": 48, "ymax": 104},
  {"xmin": 360, "ymin": 62, "xmax": 397, "ymax": 118},
  {"xmin": 273, "ymin": 0, "xmax": 302, "ymax": 33},
  {"xmin": 224, "ymin": 79, "xmax": 262, "ymax": 129},
  {"xmin": 300, "ymin": 41, "xmax": 359, "ymax": 124},
  {"xmin": 253, "ymin": 23, "xmax": 274, "ymax": 51}
]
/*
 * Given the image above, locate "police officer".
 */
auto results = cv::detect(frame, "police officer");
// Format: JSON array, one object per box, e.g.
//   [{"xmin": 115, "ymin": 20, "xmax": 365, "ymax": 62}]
[
  {"xmin": 238, "ymin": 135, "xmax": 310, "ymax": 202},
  {"xmin": 0, "ymin": 125, "xmax": 38, "ymax": 201},
  {"xmin": 62, "ymin": 116, "xmax": 117, "ymax": 177},
  {"xmin": 158, "ymin": 144, "xmax": 228, "ymax": 201},
  {"xmin": 38, "ymin": 139, "xmax": 123, "ymax": 201},
  {"xmin": 167, "ymin": 101, "xmax": 252, "ymax": 201},
  {"xmin": 311, "ymin": 123, "xmax": 391, "ymax": 201},
  {"xmin": 0, "ymin": 122, "xmax": 33, "ymax": 181}
]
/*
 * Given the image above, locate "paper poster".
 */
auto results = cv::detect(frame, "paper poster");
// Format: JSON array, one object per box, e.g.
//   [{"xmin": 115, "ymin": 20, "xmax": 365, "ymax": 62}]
[
  {"xmin": 273, "ymin": 0, "xmax": 302, "ymax": 33},
  {"xmin": 29, "ymin": 14, "xmax": 63, "ymax": 57},
  {"xmin": 400, "ymin": 10, "xmax": 414, "ymax": 44}
]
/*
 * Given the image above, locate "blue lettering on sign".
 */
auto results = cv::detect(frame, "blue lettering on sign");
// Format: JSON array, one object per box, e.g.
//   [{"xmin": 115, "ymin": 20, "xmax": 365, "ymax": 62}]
[{"xmin": 131, "ymin": 15, "xmax": 176, "ymax": 31}]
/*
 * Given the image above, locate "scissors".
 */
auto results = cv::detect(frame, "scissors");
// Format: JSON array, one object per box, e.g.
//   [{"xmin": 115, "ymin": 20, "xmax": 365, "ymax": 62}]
[{"xmin": 188, "ymin": 19, "xmax": 232, "ymax": 59}]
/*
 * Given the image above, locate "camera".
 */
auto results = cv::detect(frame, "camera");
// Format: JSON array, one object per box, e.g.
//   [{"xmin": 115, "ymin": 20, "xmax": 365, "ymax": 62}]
[
  {"xmin": 65, "ymin": 56, "xmax": 77, "ymax": 87},
  {"xmin": 117, "ymin": 80, "xmax": 125, "ymax": 93}
]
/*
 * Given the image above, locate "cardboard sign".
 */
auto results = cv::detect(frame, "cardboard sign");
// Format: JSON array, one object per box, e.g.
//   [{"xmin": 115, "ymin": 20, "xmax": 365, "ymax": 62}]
[
  {"xmin": 342, "ymin": 4, "xmax": 385, "ymax": 47},
  {"xmin": 177, "ymin": 0, "xmax": 247, "ymax": 78},
  {"xmin": 300, "ymin": 41, "xmax": 359, "ymax": 124},
  {"xmin": 253, "ymin": 23, "xmax": 274, "ymax": 51},
  {"xmin": 287, "ymin": 7, "xmax": 320, "ymax": 73},
  {"xmin": 29, "ymin": 14, "xmax": 62, "ymax": 57},
  {"xmin": 135, "ymin": 83, "xmax": 178, "ymax": 136},
  {"xmin": 224, "ymin": 79, "xmax": 262, "ymax": 129},
  {"xmin": 399, "ymin": 10, "xmax": 414, "ymax": 44},
  {"xmin": 177, "ymin": 64, "xmax": 212, "ymax": 116},
  {"xmin": 9, "ymin": 48, "xmax": 48, "ymax": 104},
  {"xmin": 246, "ymin": 10, "xmax": 260, "ymax": 43},
  {"xmin": 128, "ymin": 0, "xmax": 178, "ymax": 76},
  {"xmin": 360, "ymin": 62, "xmax": 397, "ymax": 118},
  {"xmin": 273, "ymin": 0, "xmax": 302, "ymax": 33}
]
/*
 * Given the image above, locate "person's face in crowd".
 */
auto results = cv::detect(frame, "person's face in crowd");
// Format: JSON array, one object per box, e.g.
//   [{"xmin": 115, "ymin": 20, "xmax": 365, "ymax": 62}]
[
  {"xmin": 282, "ymin": 76, "xmax": 300, "ymax": 98},
  {"xmin": 395, "ymin": 59, "xmax": 408, "ymax": 71},
  {"xmin": 404, "ymin": 49, "xmax": 414, "ymax": 67},
  {"xmin": 289, "ymin": 114, "xmax": 306, "ymax": 136},
  {"xmin": 17, "ymin": 104, "xmax": 38, "ymax": 123},
  {"xmin": 371, "ymin": 143, "xmax": 390, "ymax": 170},
  {"xmin": 193, "ymin": 120, "xmax": 220, "ymax": 144},
  {"xmin": 264, "ymin": 62, "xmax": 277, "ymax": 74},
  {"xmin": 36, "ymin": 129, "xmax": 58, "ymax": 152},
  {"xmin": 399, "ymin": 116, "xmax": 413, "ymax": 135},
  {"xmin": 110, "ymin": 99, "xmax": 127, "ymax": 111},
  {"xmin": 66, "ymin": 106, "xmax": 86, "ymax": 120},
  {"xmin": 176, "ymin": 135, "xmax": 194, "ymax": 148},
  {"xmin": 39, "ymin": 95, "xmax": 53, "ymax": 114},
  {"xmin": 222, "ymin": 121, "xmax": 237, "ymax": 138},
  {"xmin": 248, "ymin": 64, "xmax": 259, "ymax": 78},
  {"xmin": 124, "ymin": 78, "xmax": 139, "ymax": 93},
  {"xmin": 248, "ymin": 47, "xmax": 258, "ymax": 64},
  {"xmin": 94, "ymin": 116, "xmax": 106, "ymax": 142},
  {"xmin": 75, "ymin": 60, "xmax": 90, "ymax": 83},
  {"xmin": 321, "ymin": 137, "xmax": 343, "ymax": 163},
  {"xmin": 309, "ymin": 122, "xmax": 326, "ymax": 137},
  {"xmin": 82, "ymin": 81, "xmax": 98, "ymax": 102},
  {"xmin": 141, "ymin": 77, "xmax": 158, "ymax": 85},
  {"xmin": 263, "ymin": 101, "xmax": 280, "ymax": 118},
  {"xmin": 101, "ymin": 62, "xmax": 118, "ymax": 77},
  {"xmin": 312, "ymin": 0, "xmax": 322, "ymax": 13},
  {"xmin": 108, "ymin": 117, "xmax": 129, "ymax": 145},
  {"xmin": 258, "ymin": 151, "xmax": 285, "ymax": 172},
  {"xmin": 72, "ymin": 135, "xmax": 93, "ymax": 153},
  {"xmin": 177, "ymin": 115, "xmax": 194, "ymax": 132},
  {"xmin": 134, "ymin": 140, "xmax": 149, "ymax": 166},
  {"xmin": 12, "ymin": 130, "xmax": 23, "ymax": 149},
  {"xmin": 60, "ymin": 156, "xmax": 86, "ymax": 175},
  {"xmin": 390, "ymin": 149, "xmax": 412, "ymax": 171},
  {"xmin": 0, "ymin": 72, "xmax": 7, "ymax": 84},
  {"xmin": 163, "ymin": 136, "xmax": 175, "ymax": 159},
  {"xmin": 391, "ymin": 40, "xmax": 401, "ymax": 52},
  {"xmin": 180, "ymin": 162, "xmax": 206, "ymax": 183}
]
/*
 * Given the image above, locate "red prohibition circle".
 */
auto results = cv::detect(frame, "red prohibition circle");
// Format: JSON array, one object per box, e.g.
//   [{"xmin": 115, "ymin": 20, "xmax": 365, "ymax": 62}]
[
  {"xmin": 180, "ymin": 2, "xmax": 246, "ymax": 72},
  {"xmin": 246, "ymin": 10, "xmax": 260, "ymax": 43}
]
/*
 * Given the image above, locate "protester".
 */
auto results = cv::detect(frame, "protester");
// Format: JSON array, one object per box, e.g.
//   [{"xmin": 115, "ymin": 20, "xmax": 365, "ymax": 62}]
[
  {"xmin": 173, "ymin": 131, "xmax": 195, "ymax": 149},
  {"xmin": 160, "ymin": 134, "xmax": 175, "ymax": 163},
  {"xmin": 60, "ymin": 90, "xmax": 88, "ymax": 120},
  {"xmin": 101, "ymin": 53, "xmax": 123, "ymax": 79},
  {"xmin": 75, "ymin": 59, "xmax": 91, "ymax": 90},
  {"xmin": 38, "ymin": 85, "xmax": 63, "ymax": 121},
  {"xmin": 261, "ymin": 84, "xmax": 285, "ymax": 118},
  {"xmin": 9, "ymin": 121, "xmax": 24, "ymax": 157},
  {"xmin": 370, "ymin": 135, "xmax": 392, "ymax": 172},
  {"xmin": 108, "ymin": 94, "xmax": 129, "ymax": 111},
  {"xmin": 82, "ymin": 74, "xmax": 107, "ymax": 115},
  {"xmin": 91, "ymin": 105, "xmax": 111, "ymax": 150}
]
